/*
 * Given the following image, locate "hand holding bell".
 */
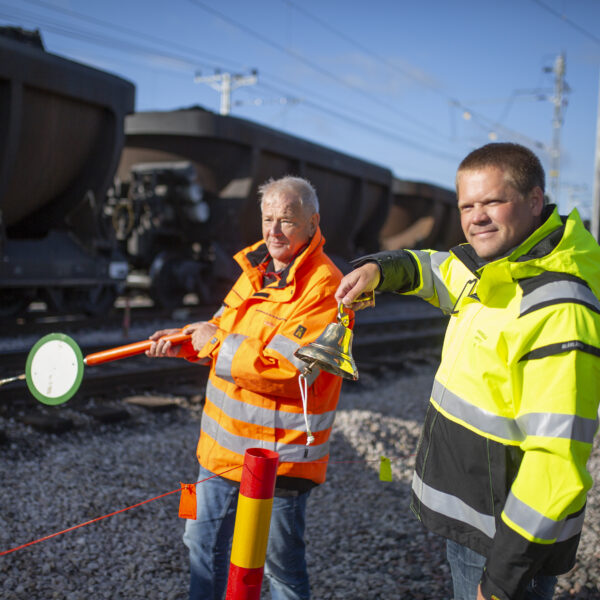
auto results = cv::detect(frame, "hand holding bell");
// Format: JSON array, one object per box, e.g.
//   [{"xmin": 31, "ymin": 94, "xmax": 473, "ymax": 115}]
[{"xmin": 294, "ymin": 303, "xmax": 358, "ymax": 380}]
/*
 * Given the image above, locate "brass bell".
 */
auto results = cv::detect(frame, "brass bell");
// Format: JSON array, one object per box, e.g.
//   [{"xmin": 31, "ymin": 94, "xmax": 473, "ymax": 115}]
[{"xmin": 294, "ymin": 303, "xmax": 358, "ymax": 380}]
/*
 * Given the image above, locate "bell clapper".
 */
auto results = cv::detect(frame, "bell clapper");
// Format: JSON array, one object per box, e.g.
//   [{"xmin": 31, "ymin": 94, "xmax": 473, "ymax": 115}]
[{"xmin": 300, "ymin": 360, "xmax": 318, "ymax": 377}]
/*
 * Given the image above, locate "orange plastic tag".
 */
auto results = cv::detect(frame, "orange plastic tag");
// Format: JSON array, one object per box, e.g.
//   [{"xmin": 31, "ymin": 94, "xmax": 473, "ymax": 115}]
[{"xmin": 178, "ymin": 483, "xmax": 197, "ymax": 520}]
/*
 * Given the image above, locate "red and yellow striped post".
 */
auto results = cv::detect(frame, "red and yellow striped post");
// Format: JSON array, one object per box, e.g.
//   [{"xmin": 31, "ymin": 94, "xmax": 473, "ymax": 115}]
[{"xmin": 225, "ymin": 448, "xmax": 279, "ymax": 600}]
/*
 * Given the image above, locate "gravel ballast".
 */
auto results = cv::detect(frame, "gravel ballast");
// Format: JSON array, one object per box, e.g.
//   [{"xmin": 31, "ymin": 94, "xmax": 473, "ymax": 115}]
[{"xmin": 1, "ymin": 360, "xmax": 599, "ymax": 599}]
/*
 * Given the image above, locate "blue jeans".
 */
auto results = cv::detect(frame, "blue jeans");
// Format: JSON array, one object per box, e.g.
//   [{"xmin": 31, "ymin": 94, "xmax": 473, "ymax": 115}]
[
  {"xmin": 183, "ymin": 465, "xmax": 311, "ymax": 600},
  {"xmin": 446, "ymin": 539, "xmax": 557, "ymax": 600}
]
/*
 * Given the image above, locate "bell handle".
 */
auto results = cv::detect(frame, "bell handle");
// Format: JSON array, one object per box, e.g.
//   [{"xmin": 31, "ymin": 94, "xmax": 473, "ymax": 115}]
[{"xmin": 337, "ymin": 302, "xmax": 351, "ymax": 327}]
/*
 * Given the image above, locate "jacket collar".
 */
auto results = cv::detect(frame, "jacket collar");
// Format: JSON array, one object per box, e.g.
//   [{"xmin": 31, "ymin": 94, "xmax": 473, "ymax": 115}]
[{"xmin": 451, "ymin": 206, "xmax": 600, "ymax": 305}]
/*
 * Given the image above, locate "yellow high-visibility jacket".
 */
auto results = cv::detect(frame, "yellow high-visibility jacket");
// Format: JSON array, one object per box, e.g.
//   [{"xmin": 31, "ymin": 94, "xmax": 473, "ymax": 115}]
[
  {"xmin": 376, "ymin": 206, "xmax": 600, "ymax": 600},
  {"xmin": 193, "ymin": 227, "xmax": 348, "ymax": 485}
]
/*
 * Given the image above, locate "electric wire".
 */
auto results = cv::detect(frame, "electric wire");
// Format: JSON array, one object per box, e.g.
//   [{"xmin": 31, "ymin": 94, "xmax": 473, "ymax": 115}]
[
  {"xmin": 0, "ymin": 4, "xmax": 213, "ymax": 72},
  {"xmin": 280, "ymin": 0, "xmax": 549, "ymax": 151},
  {"xmin": 531, "ymin": 0, "xmax": 600, "ymax": 46},
  {"xmin": 282, "ymin": 0, "xmax": 444, "ymax": 95},
  {"xmin": 1, "ymin": 0, "xmax": 443, "ymax": 148},
  {"xmin": 19, "ymin": 0, "xmax": 238, "ymax": 70},
  {"xmin": 185, "ymin": 0, "xmax": 443, "ymax": 139},
  {"xmin": 257, "ymin": 79, "xmax": 462, "ymax": 163},
  {"xmin": 0, "ymin": 0, "xmax": 555, "ymax": 167},
  {"xmin": 184, "ymin": 0, "xmax": 540, "ymax": 158},
  {"xmin": 0, "ymin": 1, "xmax": 459, "ymax": 163}
]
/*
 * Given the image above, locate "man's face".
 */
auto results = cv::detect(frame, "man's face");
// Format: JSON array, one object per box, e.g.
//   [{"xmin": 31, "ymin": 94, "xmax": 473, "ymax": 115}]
[
  {"xmin": 261, "ymin": 192, "xmax": 319, "ymax": 270},
  {"xmin": 457, "ymin": 166, "xmax": 544, "ymax": 260}
]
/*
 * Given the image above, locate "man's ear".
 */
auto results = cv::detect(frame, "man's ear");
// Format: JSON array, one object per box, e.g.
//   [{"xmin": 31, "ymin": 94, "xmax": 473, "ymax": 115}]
[
  {"xmin": 530, "ymin": 186, "xmax": 544, "ymax": 216},
  {"xmin": 310, "ymin": 213, "xmax": 320, "ymax": 235}
]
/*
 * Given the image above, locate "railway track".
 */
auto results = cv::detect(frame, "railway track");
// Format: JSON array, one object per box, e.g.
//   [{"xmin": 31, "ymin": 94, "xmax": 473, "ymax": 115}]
[{"xmin": 0, "ymin": 295, "xmax": 448, "ymax": 435}]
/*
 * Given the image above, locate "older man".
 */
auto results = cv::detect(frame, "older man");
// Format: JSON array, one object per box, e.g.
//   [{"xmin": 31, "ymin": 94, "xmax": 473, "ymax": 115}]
[
  {"xmin": 148, "ymin": 175, "xmax": 348, "ymax": 600},
  {"xmin": 335, "ymin": 143, "xmax": 600, "ymax": 600}
]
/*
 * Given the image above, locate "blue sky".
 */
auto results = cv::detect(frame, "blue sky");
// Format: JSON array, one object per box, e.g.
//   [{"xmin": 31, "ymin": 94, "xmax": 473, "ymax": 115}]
[{"xmin": 2, "ymin": 0, "xmax": 599, "ymax": 217}]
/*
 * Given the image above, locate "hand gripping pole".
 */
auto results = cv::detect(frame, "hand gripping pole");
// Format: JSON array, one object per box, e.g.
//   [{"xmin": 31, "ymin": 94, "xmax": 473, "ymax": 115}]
[{"xmin": 83, "ymin": 332, "xmax": 193, "ymax": 365}]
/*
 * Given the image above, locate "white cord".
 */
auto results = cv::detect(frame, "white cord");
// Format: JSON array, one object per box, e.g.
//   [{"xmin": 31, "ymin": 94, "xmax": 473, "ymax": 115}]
[{"xmin": 298, "ymin": 373, "xmax": 314, "ymax": 446}]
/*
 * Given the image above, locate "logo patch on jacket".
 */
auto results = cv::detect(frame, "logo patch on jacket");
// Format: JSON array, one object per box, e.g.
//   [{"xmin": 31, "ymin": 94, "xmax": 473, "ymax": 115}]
[{"xmin": 293, "ymin": 325, "xmax": 307, "ymax": 339}]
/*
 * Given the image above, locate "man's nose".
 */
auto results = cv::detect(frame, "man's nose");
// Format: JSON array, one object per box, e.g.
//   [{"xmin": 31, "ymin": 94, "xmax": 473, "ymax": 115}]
[
  {"xmin": 268, "ymin": 221, "xmax": 283, "ymax": 234},
  {"xmin": 471, "ymin": 205, "xmax": 490, "ymax": 223}
]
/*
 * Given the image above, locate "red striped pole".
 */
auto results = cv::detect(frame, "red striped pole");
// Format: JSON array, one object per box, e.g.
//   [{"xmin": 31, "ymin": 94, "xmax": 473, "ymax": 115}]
[{"xmin": 225, "ymin": 448, "xmax": 279, "ymax": 600}]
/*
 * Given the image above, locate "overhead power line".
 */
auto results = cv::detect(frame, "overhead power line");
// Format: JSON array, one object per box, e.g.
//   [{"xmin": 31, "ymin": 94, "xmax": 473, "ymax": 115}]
[
  {"xmin": 280, "ymin": 0, "xmax": 548, "ymax": 155},
  {"xmin": 8, "ymin": 0, "xmax": 455, "ymax": 149},
  {"xmin": 19, "ymin": 0, "xmax": 236, "ymax": 69},
  {"xmin": 0, "ymin": 1, "xmax": 459, "ymax": 164},
  {"xmin": 282, "ymin": 0, "xmax": 442, "ymax": 94},
  {"xmin": 0, "ymin": 3, "xmax": 217, "ymax": 71},
  {"xmin": 256, "ymin": 80, "xmax": 462, "ymax": 164},
  {"xmin": 185, "ymin": 0, "xmax": 442, "ymax": 139},
  {"xmin": 531, "ymin": 0, "xmax": 600, "ymax": 46},
  {"xmin": 0, "ymin": 0, "xmax": 548, "ymax": 170}
]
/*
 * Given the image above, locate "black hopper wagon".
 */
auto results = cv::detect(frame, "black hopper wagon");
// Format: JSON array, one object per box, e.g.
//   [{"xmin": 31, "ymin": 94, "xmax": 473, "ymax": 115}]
[
  {"xmin": 0, "ymin": 27, "xmax": 463, "ymax": 319},
  {"xmin": 112, "ymin": 107, "xmax": 463, "ymax": 308},
  {"xmin": 0, "ymin": 28, "xmax": 134, "ymax": 319}
]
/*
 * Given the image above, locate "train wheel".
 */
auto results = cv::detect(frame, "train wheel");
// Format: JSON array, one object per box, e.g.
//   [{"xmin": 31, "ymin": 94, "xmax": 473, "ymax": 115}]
[
  {"xmin": 148, "ymin": 252, "xmax": 187, "ymax": 309},
  {"xmin": 64, "ymin": 285, "xmax": 118, "ymax": 316},
  {"xmin": 43, "ymin": 287, "xmax": 67, "ymax": 313},
  {"xmin": 44, "ymin": 286, "xmax": 117, "ymax": 316}
]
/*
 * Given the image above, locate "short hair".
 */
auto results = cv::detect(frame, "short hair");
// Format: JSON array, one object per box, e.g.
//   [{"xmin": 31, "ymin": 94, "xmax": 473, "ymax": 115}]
[
  {"xmin": 456, "ymin": 143, "xmax": 545, "ymax": 196},
  {"xmin": 258, "ymin": 176, "xmax": 320, "ymax": 214}
]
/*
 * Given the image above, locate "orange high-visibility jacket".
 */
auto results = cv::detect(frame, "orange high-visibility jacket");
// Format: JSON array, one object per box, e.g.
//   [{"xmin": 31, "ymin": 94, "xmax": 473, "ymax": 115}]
[{"xmin": 194, "ymin": 227, "xmax": 349, "ymax": 484}]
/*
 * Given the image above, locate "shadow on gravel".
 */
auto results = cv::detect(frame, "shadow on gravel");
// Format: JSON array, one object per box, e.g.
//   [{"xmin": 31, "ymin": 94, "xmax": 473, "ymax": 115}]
[
  {"xmin": 284, "ymin": 366, "xmax": 454, "ymax": 600},
  {"xmin": 556, "ymin": 589, "xmax": 600, "ymax": 599}
]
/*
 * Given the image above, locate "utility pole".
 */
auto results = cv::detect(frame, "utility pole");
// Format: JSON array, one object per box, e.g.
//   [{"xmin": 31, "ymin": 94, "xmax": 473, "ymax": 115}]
[
  {"xmin": 548, "ymin": 53, "xmax": 566, "ymax": 209},
  {"xmin": 194, "ymin": 70, "xmax": 258, "ymax": 116},
  {"xmin": 592, "ymin": 69, "xmax": 600, "ymax": 241}
]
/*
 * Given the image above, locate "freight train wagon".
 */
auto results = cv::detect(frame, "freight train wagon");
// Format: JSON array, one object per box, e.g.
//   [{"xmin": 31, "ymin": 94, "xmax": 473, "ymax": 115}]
[
  {"xmin": 112, "ymin": 107, "xmax": 463, "ymax": 307},
  {"xmin": 0, "ymin": 27, "xmax": 134, "ymax": 318},
  {"xmin": 0, "ymin": 27, "xmax": 463, "ymax": 318}
]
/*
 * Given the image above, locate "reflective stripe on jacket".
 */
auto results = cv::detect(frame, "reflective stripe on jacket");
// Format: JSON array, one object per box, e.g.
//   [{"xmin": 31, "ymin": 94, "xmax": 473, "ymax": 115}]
[
  {"xmin": 378, "ymin": 206, "xmax": 600, "ymax": 600},
  {"xmin": 194, "ymin": 227, "xmax": 347, "ymax": 484}
]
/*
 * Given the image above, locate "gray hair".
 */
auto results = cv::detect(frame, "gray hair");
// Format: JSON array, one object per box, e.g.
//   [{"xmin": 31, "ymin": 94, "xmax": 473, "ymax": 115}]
[{"xmin": 258, "ymin": 176, "xmax": 320, "ymax": 214}]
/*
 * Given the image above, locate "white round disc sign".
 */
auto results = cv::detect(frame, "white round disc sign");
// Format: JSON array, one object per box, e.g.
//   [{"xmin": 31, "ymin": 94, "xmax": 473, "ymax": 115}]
[{"xmin": 25, "ymin": 333, "xmax": 84, "ymax": 405}]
